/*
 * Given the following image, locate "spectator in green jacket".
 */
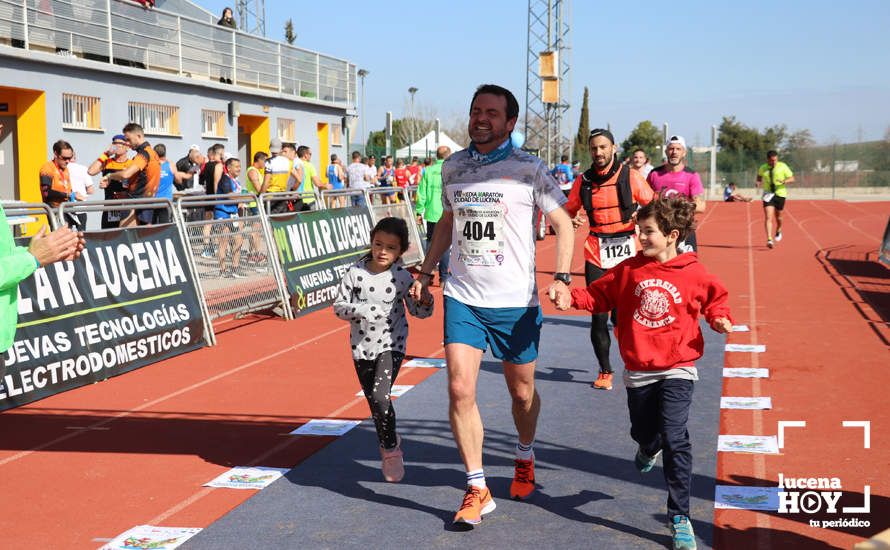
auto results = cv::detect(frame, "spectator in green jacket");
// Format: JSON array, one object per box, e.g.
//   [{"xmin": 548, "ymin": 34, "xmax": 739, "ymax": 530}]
[
  {"xmin": 415, "ymin": 145, "xmax": 451, "ymax": 285},
  {"xmin": 1, "ymin": 205, "xmax": 84, "ymax": 376}
]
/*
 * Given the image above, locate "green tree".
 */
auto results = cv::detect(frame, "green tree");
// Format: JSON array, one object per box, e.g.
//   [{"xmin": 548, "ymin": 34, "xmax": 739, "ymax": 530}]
[
  {"xmin": 785, "ymin": 128, "xmax": 815, "ymax": 152},
  {"xmin": 717, "ymin": 116, "xmax": 796, "ymax": 172},
  {"xmin": 717, "ymin": 116, "xmax": 762, "ymax": 152},
  {"xmin": 284, "ymin": 19, "xmax": 296, "ymax": 44},
  {"xmin": 783, "ymin": 128, "xmax": 816, "ymax": 171},
  {"xmin": 572, "ymin": 87, "xmax": 591, "ymax": 168},
  {"xmin": 620, "ymin": 120, "xmax": 661, "ymax": 162},
  {"xmin": 366, "ymin": 119, "xmax": 411, "ymax": 156}
]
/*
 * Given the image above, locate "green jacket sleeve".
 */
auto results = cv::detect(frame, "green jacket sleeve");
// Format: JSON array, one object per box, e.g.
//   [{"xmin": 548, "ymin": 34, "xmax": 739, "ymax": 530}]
[
  {"xmin": 415, "ymin": 171, "xmax": 428, "ymax": 216},
  {"xmin": 0, "ymin": 246, "xmax": 37, "ymax": 292},
  {"xmin": 0, "ymin": 205, "xmax": 38, "ymax": 292}
]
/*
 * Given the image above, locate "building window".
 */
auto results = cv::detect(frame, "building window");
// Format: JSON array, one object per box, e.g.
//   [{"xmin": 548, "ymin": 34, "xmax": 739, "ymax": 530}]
[
  {"xmin": 202, "ymin": 109, "xmax": 226, "ymax": 138},
  {"xmin": 128, "ymin": 102, "xmax": 180, "ymax": 135},
  {"xmin": 330, "ymin": 123, "xmax": 342, "ymax": 146},
  {"xmin": 278, "ymin": 118, "xmax": 295, "ymax": 142},
  {"xmin": 62, "ymin": 94, "xmax": 101, "ymax": 130}
]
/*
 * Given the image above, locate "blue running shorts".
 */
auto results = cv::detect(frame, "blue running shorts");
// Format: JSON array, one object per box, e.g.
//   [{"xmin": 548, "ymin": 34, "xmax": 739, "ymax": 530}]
[{"xmin": 444, "ymin": 296, "xmax": 543, "ymax": 365}]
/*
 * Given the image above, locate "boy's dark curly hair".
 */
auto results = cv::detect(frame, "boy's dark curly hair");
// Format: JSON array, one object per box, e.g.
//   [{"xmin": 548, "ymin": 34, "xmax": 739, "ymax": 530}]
[{"xmin": 636, "ymin": 192, "xmax": 697, "ymax": 242}]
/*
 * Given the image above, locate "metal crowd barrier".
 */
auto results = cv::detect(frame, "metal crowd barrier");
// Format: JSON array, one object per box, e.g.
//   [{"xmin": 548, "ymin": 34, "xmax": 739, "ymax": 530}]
[
  {"xmin": 2, "ymin": 201, "xmax": 57, "ymax": 237},
  {"xmin": 175, "ymin": 193, "xmax": 291, "ymax": 342},
  {"xmin": 59, "ymin": 197, "xmax": 174, "ymax": 230},
  {"xmin": 260, "ymin": 190, "xmax": 324, "ymax": 215},
  {"xmin": 318, "ymin": 188, "xmax": 369, "ymax": 210},
  {"xmin": 404, "ymin": 184, "xmax": 419, "ymax": 204},
  {"xmin": 403, "ymin": 185, "xmax": 426, "ymax": 239},
  {"xmin": 4, "ymin": 191, "xmax": 417, "ymax": 347},
  {"xmin": 11, "ymin": 198, "xmax": 216, "ymax": 347},
  {"xmin": 365, "ymin": 187, "xmax": 426, "ymax": 267}
]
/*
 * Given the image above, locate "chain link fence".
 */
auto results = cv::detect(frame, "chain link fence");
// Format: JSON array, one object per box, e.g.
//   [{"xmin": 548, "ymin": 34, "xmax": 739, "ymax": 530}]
[
  {"xmin": 366, "ymin": 187, "xmax": 425, "ymax": 267},
  {"xmin": 689, "ymin": 142, "xmax": 890, "ymax": 199}
]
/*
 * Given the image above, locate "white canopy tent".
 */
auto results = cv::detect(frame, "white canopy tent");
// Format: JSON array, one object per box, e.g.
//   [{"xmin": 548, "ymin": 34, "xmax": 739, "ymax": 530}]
[{"xmin": 394, "ymin": 131, "xmax": 464, "ymax": 160}]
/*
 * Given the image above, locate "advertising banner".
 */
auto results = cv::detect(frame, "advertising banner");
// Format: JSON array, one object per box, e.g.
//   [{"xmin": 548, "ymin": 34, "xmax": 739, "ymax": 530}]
[
  {"xmin": 1, "ymin": 225, "xmax": 206, "ymax": 410},
  {"xmin": 269, "ymin": 207, "xmax": 373, "ymax": 317}
]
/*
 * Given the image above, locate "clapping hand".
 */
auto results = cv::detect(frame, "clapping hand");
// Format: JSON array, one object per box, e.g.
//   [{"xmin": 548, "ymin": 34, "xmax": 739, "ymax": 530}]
[{"xmin": 28, "ymin": 225, "xmax": 85, "ymax": 265}]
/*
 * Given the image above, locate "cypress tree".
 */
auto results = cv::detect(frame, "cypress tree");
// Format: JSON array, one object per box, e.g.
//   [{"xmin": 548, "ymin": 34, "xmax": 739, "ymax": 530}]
[{"xmin": 573, "ymin": 87, "xmax": 591, "ymax": 168}]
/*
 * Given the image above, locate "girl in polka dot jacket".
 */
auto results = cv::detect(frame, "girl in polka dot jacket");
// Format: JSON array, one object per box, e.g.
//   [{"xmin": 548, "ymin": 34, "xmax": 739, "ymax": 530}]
[{"xmin": 333, "ymin": 217, "xmax": 433, "ymax": 483}]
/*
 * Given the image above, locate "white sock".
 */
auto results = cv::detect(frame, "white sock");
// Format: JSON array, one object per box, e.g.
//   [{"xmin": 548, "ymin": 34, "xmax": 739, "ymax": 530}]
[
  {"xmin": 516, "ymin": 440, "xmax": 534, "ymax": 461},
  {"xmin": 466, "ymin": 469, "xmax": 486, "ymax": 489}
]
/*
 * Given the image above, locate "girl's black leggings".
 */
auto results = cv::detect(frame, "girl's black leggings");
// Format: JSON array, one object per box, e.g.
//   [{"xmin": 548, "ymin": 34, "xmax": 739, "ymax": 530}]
[{"xmin": 354, "ymin": 351, "xmax": 404, "ymax": 450}]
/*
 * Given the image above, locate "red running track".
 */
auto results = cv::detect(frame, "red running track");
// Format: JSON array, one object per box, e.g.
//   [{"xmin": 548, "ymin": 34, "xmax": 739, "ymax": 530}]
[{"xmin": 0, "ymin": 200, "xmax": 887, "ymax": 549}]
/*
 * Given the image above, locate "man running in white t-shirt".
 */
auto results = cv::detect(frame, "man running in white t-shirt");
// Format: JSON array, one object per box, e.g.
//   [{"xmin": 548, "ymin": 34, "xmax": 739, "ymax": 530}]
[{"xmin": 410, "ymin": 84, "xmax": 574, "ymax": 526}]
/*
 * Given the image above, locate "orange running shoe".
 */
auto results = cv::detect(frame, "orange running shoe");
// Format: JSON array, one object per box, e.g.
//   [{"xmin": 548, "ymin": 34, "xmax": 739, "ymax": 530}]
[
  {"xmin": 592, "ymin": 372, "xmax": 613, "ymax": 390},
  {"xmin": 453, "ymin": 485, "xmax": 496, "ymax": 525},
  {"xmin": 510, "ymin": 457, "xmax": 536, "ymax": 500}
]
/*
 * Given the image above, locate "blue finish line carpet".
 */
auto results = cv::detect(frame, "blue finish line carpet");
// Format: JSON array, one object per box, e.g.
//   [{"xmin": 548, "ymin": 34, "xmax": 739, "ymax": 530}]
[{"xmin": 185, "ymin": 315, "xmax": 725, "ymax": 549}]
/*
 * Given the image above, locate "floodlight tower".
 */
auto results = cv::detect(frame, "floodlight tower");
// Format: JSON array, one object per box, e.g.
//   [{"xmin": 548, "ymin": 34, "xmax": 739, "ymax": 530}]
[
  {"xmin": 525, "ymin": 0, "xmax": 571, "ymax": 166},
  {"xmin": 237, "ymin": 0, "xmax": 266, "ymax": 36}
]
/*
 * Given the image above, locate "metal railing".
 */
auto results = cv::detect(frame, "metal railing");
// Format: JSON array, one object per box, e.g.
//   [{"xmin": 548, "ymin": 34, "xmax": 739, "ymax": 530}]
[
  {"xmin": 259, "ymin": 189, "xmax": 324, "ymax": 215},
  {"xmin": 50, "ymin": 197, "xmax": 216, "ymax": 346},
  {"xmin": 0, "ymin": 0, "xmax": 356, "ymax": 106},
  {"xmin": 3, "ymin": 201, "xmax": 56, "ymax": 238},
  {"xmin": 319, "ymin": 188, "xmax": 366, "ymax": 210},
  {"xmin": 4, "ymin": 193, "xmax": 416, "ymax": 350},
  {"xmin": 175, "ymin": 193, "xmax": 291, "ymax": 339},
  {"xmin": 59, "ymin": 196, "xmax": 174, "ymax": 228},
  {"xmin": 365, "ymin": 187, "xmax": 425, "ymax": 267}
]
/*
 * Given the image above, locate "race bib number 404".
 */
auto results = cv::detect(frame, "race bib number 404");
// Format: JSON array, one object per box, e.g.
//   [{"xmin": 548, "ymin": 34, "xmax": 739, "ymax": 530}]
[
  {"xmin": 455, "ymin": 205, "xmax": 505, "ymax": 266},
  {"xmin": 599, "ymin": 234, "xmax": 635, "ymax": 269}
]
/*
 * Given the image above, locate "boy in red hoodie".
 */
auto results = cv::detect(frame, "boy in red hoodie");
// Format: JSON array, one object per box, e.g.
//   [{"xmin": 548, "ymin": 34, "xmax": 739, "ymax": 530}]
[{"xmin": 550, "ymin": 194, "xmax": 732, "ymax": 550}]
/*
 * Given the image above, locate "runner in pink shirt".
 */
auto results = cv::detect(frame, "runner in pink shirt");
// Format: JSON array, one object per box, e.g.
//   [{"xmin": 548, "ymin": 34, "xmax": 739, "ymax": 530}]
[{"xmin": 646, "ymin": 135, "xmax": 705, "ymax": 252}]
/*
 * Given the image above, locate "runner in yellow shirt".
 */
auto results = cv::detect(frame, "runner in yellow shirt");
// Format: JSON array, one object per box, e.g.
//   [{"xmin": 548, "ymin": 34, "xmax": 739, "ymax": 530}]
[{"xmin": 756, "ymin": 150, "xmax": 794, "ymax": 249}]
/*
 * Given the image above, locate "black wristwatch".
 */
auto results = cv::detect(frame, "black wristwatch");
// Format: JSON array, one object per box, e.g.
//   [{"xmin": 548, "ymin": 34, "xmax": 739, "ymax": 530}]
[{"xmin": 554, "ymin": 272, "xmax": 571, "ymax": 285}]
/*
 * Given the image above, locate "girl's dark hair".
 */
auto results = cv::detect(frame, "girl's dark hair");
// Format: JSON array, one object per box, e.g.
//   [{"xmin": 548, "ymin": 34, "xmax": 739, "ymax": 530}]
[
  {"xmin": 636, "ymin": 192, "xmax": 697, "ymax": 242},
  {"xmin": 370, "ymin": 217, "xmax": 410, "ymax": 252}
]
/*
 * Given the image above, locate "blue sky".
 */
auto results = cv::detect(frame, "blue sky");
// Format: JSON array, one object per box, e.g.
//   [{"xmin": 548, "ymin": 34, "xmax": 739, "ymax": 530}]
[{"xmin": 198, "ymin": 0, "xmax": 890, "ymax": 146}]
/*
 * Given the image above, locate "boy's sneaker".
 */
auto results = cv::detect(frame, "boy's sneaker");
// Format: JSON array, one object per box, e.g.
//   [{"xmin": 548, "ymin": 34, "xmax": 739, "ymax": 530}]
[
  {"xmin": 380, "ymin": 437, "xmax": 404, "ymax": 483},
  {"xmin": 510, "ymin": 457, "xmax": 536, "ymax": 500},
  {"xmin": 767, "ymin": 239, "xmax": 774, "ymax": 249},
  {"xmin": 670, "ymin": 515, "xmax": 697, "ymax": 549},
  {"xmin": 634, "ymin": 446, "xmax": 662, "ymax": 473},
  {"xmin": 219, "ymin": 269, "xmax": 232, "ymax": 279},
  {"xmin": 453, "ymin": 485, "xmax": 496, "ymax": 525},
  {"xmin": 231, "ymin": 268, "xmax": 247, "ymax": 279},
  {"xmin": 774, "ymin": 231, "xmax": 783, "ymax": 242},
  {"xmin": 592, "ymin": 372, "xmax": 613, "ymax": 390},
  {"xmin": 200, "ymin": 249, "xmax": 214, "ymax": 259}
]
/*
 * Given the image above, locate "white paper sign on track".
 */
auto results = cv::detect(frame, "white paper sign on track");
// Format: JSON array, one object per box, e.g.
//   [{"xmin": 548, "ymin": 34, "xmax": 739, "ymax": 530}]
[
  {"xmin": 403, "ymin": 357, "xmax": 446, "ymax": 368},
  {"xmin": 203, "ymin": 466, "xmax": 290, "ymax": 490},
  {"xmin": 720, "ymin": 397, "xmax": 773, "ymax": 409},
  {"xmin": 717, "ymin": 435, "xmax": 780, "ymax": 454},
  {"xmin": 723, "ymin": 368, "xmax": 770, "ymax": 378},
  {"xmin": 725, "ymin": 344, "xmax": 766, "ymax": 353},
  {"xmin": 289, "ymin": 419, "xmax": 362, "ymax": 436},
  {"xmin": 714, "ymin": 485, "xmax": 780, "ymax": 511},
  {"xmin": 101, "ymin": 525, "xmax": 202, "ymax": 550}
]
